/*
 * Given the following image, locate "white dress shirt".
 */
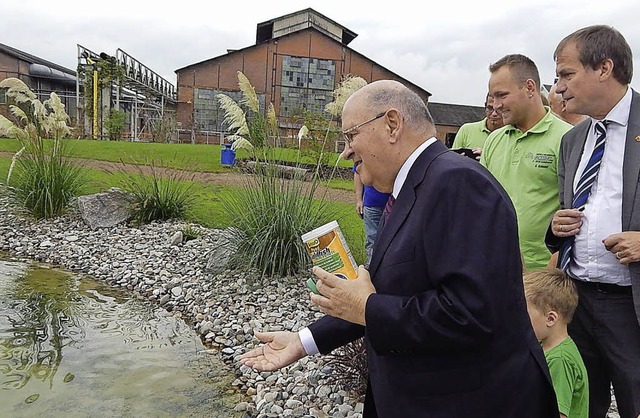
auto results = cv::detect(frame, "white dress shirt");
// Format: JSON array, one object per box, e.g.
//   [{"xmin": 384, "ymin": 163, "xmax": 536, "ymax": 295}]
[
  {"xmin": 299, "ymin": 137, "xmax": 439, "ymax": 355},
  {"xmin": 569, "ymin": 87, "xmax": 632, "ymax": 285}
]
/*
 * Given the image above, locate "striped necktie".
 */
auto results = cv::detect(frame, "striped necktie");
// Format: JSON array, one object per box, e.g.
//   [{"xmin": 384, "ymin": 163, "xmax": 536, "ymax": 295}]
[
  {"xmin": 379, "ymin": 195, "xmax": 395, "ymax": 229},
  {"xmin": 558, "ymin": 120, "xmax": 609, "ymax": 270}
]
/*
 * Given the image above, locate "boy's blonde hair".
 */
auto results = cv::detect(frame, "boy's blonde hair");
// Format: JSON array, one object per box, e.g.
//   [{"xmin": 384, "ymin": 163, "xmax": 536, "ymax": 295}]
[{"xmin": 523, "ymin": 268, "xmax": 578, "ymax": 323}]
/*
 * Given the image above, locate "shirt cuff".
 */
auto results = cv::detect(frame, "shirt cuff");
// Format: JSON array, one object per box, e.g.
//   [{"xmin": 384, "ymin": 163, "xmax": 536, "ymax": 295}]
[{"xmin": 298, "ymin": 327, "xmax": 319, "ymax": 355}]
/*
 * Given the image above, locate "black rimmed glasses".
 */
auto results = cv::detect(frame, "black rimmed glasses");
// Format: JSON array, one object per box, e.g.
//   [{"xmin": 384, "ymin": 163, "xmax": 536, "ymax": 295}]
[
  {"xmin": 485, "ymin": 105, "xmax": 499, "ymax": 114},
  {"xmin": 341, "ymin": 111, "xmax": 387, "ymax": 147}
]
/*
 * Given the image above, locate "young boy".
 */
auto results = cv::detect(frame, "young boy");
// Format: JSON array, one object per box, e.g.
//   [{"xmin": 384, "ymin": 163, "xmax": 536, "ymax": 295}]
[{"xmin": 523, "ymin": 268, "xmax": 588, "ymax": 418}]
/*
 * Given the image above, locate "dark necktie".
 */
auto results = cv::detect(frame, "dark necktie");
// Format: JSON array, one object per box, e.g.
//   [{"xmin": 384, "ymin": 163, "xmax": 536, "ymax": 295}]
[
  {"xmin": 379, "ymin": 195, "xmax": 395, "ymax": 229},
  {"xmin": 558, "ymin": 120, "xmax": 609, "ymax": 270}
]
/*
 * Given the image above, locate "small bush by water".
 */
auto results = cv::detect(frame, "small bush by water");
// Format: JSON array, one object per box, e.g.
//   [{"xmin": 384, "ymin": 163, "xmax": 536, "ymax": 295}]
[
  {"xmin": 9, "ymin": 140, "xmax": 85, "ymax": 219},
  {"xmin": 114, "ymin": 159, "xmax": 197, "ymax": 225}
]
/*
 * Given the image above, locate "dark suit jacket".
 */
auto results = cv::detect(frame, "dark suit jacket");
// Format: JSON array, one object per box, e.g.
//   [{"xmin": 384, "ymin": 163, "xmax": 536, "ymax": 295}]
[
  {"xmin": 309, "ymin": 141, "xmax": 557, "ymax": 417},
  {"xmin": 545, "ymin": 89, "xmax": 640, "ymax": 326}
]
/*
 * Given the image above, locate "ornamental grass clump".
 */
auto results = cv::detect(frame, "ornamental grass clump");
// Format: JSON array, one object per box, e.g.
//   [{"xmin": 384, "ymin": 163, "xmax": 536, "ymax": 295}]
[
  {"xmin": 115, "ymin": 159, "xmax": 197, "ymax": 225},
  {"xmin": 217, "ymin": 71, "xmax": 343, "ymax": 277},
  {"xmin": 324, "ymin": 338, "xmax": 368, "ymax": 400},
  {"xmin": 215, "ymin": 71, "xmax": 278, "ymax": 153},
  {"xmin": 222, "ymin": 160, "xmax": 337, "ymax": 277},
  {"xmin": 179, "ymin": 223, "xmax": 203, "ymax": 242},
  {"xmin": 0, "ymin": 78, "xmax": 84, "ymax": 219}
]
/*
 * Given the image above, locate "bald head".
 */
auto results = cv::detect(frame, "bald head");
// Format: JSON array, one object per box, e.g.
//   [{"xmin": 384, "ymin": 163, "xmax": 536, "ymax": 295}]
[
  {"xmin": 548, "ymin": 83, "xmax": 586, "ymax": 125},
  {"xmin": 345, "ymin": 80, "xmax": 436, "ymax": 137},
  {"xmin": 548, "ymin": 84, "xmax": 565, "ymax": 116},
  {"xmin": 341, "ymin": 80, "xmax": 437, "ymax": 193}
]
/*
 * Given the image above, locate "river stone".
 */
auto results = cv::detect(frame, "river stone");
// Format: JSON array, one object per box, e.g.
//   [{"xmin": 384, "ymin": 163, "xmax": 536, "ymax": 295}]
[
  {"xmin": 234, "ymin": 402, "xmax": 251, "ymax": 412},
  {"xmin": 169, "ymin": 231, "xmax": 183, "ymax": 246},
  {"xmin": 204, "ymin": 236, "xmax": 235, "ymax": 276},
  {"xmin": 76, "ymin": 188, "xmax": 132, "ymax": 229}
]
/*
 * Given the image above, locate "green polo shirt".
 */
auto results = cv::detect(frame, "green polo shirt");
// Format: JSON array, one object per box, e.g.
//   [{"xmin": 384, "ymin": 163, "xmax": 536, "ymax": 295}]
[
  {"xmin": 452, "ymin": 119, "xmax": 491, "ymax": 149},
  {"xmin": 480, "ymin": 108, "xmax": 572, "ymax": 270}
]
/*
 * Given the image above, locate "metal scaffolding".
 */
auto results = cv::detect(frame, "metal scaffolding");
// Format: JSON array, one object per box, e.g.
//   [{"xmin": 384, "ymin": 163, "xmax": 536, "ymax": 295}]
[{"xmin": 76, "ymin": 44, "xmax": 176, "ymax": 141}]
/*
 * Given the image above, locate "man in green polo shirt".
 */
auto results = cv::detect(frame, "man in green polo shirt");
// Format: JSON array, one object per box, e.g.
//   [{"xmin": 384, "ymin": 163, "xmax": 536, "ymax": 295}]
[
  {"xmin": 452, "ymin": 94, "xmax": 504, "ymax": 160},
  {"xmin": 481, "ymin": 54, "xmax": 572, "ymax": 270}
]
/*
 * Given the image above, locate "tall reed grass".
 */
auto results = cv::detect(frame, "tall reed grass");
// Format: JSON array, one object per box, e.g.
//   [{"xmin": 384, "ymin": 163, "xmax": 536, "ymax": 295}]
[
  {"xmin": 9, "ymin": 139, "xmax": 85, "ymax": 218},
  {"xmin": 218, "ymin": 71, "xmax": 341, "ymax": 277},
  {"xmin": 0, "ymin": 78, "xmax": 84, "ymax": 219},
  {"xmin": 222, "ymin": 161, "xmax": 337, "ymax": 277}
]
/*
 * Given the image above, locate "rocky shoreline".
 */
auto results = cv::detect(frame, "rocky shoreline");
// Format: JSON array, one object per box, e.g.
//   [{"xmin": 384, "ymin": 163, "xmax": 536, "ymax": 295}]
[{"xmin": 0, "ymin": 187, "xmax": 364, "ymax": 418}]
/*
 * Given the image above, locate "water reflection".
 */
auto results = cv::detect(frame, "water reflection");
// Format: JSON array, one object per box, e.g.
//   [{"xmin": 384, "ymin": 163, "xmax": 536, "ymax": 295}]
[
  {"xmin": 0, "ymin": 258, "xmax": 240, "ymax": 417},
  {"xmin": 1, "ymin": 265, "xmax": 82, "ymax": 391}
]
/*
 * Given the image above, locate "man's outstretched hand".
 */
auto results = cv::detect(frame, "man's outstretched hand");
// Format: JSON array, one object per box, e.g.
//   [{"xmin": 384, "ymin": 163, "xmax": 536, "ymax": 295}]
[{"xmin": 239, "ymin": 331, "xmax": 306, "ymax": 371}]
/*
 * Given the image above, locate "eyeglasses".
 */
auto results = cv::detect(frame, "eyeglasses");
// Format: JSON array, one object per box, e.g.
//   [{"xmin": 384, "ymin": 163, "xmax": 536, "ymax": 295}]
[
  {"xmin": 485, "ymin": 106, "xmax": 499, "ymax": 114},
  {"xmin": 341, "ymin": 111, "xmax": 387, "ymax": 147}
]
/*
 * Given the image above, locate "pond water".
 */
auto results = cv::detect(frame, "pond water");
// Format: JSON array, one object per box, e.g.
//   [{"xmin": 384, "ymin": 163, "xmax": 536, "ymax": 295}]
[{"xmin": 0, "ymin": 258, "xmax": 242, "ymax": 417}]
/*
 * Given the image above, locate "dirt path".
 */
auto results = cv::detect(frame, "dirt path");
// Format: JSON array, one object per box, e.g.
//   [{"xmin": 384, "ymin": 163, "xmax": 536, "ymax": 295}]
[{"xmin": 0, "ymin": 152, "xmax": 355, "ymax": 205}]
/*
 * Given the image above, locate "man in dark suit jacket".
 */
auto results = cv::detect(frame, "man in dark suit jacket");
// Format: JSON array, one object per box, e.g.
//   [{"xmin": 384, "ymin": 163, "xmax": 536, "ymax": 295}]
[
  {"xmin": 241, "ymin": 80, "xmax": 557, "ymax": 417},
  {"xmin": 546, "ymin": 25, "xmax": 640, "ymax": 417}
]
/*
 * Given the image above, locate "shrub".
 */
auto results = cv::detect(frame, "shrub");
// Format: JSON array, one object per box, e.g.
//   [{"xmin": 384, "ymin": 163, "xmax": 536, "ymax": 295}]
[
  {"xmin": 115, "ymin": 159, "xmax": 196, "ymax": 225},
  {"xmin": 291, "ymin": 109, "xmax": 337, "ymax": 168},
  {"xmin": 9, "ymin": 140, "xmax": 85, "ymax": 219},
  {"xmin": 151, "ymin": 114, "xmax": 177, "ymax": 143},
  {"xmin": 179, "ymin": 223, "xmax": 202, "ymax": 241},
  {"xmin": 104, "ymin": 109, "xmax": 127, "ymax": 141},
  {"xmin": 0, "ymin": 78, "xmax": 84, "ymax": 219},
  {"xmin": 216, "ymin": 71, "xmax": 278, "ymax": 153}
]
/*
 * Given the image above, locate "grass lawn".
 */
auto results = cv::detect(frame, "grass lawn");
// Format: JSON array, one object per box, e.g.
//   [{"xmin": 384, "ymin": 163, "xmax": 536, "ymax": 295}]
[
  {"xmin": 0, "ymin": 153, "xmax": 365, "ymax": 264},
  {"xmin": 0, "ymin": 138, "xmax": 354, "ymax": 172}
]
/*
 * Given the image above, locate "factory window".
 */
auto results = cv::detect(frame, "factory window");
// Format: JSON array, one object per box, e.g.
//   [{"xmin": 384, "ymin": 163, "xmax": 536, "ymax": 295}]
[
  {"xmin": 193, "ymin": 88, "xmax": 265, "ymax": 132},
  {"xmin": 280, "ymin": 55, "xmax": 336, "ymax": 117}
]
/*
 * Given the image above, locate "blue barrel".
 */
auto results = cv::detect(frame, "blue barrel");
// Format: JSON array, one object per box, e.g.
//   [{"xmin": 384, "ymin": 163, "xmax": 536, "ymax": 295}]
[{"xmin": 221, "ymin": 144, "xmax": 236, "ymax": 165}]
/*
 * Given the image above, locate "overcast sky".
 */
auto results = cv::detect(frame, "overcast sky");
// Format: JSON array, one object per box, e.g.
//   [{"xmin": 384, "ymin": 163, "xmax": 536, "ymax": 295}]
[{"xmin": 3, "ymin": 0, "xmax": 639, "ymax": 106}]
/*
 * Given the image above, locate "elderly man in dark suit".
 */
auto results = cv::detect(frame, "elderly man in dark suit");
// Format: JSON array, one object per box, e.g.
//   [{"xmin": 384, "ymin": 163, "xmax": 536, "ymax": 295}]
[
  {"xmin": 546, "ymin": 25, "xmax": 640, "ymax": 418},
  {"xmin": 241, "ymin": 80, "xmax": 557, "ymax": 417}
]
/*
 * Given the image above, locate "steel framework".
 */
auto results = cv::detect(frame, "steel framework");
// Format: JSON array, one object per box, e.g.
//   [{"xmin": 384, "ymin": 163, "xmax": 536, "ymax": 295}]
[{"xmin": 76, "ymin": 44, "xmax": 176, "ymax": 141}]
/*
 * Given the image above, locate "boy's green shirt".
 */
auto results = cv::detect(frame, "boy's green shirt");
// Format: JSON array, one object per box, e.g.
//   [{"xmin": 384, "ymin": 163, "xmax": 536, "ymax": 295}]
[{"xmin": 545, "ymin": 337, "xmax": 589, "ymax": 418}]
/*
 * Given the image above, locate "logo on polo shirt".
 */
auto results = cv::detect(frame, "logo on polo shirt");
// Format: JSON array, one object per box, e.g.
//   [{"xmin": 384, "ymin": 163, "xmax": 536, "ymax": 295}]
[{"xmin": 525, "ymin": 152, "xmax": 555, "ymax": 169}]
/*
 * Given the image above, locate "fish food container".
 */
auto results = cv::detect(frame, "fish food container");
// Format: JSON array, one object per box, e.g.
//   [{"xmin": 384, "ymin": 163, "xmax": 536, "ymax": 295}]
[{"xmin": 301, "ymin": 220, "xmax": 358, "ymax": 281}]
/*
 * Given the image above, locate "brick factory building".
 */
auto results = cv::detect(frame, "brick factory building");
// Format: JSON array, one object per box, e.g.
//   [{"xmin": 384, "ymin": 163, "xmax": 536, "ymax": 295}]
[{"xmin": 174, "ymin": 8, "xmax": 433, "ymax": 146}]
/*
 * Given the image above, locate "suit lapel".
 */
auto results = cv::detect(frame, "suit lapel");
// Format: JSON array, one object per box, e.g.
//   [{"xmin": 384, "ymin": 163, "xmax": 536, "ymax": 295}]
[
  {"xmin": 368, "ymin": 141, "xmax": 448, "ymax": 277},
  {"xmin": 622, "ymin": 90, "xmax": 640, "ymax": 230}
]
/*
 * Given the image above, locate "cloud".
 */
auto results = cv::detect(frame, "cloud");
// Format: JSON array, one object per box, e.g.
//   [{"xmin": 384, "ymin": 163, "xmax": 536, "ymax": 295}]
[{"xmin": 3, "ymin": 0, "xmax": 640, "ymax": 107}]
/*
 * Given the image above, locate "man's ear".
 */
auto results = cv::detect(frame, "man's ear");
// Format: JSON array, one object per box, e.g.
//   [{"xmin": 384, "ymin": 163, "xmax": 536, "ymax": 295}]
[
  {"xmin": 524, "ymin": 79, "xmax": 537, "ymax": 98},
  {"xmin": 386, "ymin": 109, "xmax": 401, "ymax": 143},
  {"xmin": 599, "ymin": 58, "xmax": 615, "ymax": 81},
  {"xmin": 545, "ymin": 310, "xmax": 559, "ymax": 327}
]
